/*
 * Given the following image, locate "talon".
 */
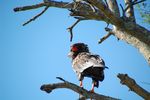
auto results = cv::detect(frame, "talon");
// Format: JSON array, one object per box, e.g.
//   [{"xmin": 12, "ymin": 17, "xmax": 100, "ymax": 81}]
[{"xmin": 90, "ymin": 89, "xmax": 94, "ymax": 93}]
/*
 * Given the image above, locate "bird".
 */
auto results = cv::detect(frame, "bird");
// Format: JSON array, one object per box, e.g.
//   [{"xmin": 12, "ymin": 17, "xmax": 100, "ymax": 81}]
[{"xmin": 68, "ymin": 43, "xmax": 108, "ymax": 93}]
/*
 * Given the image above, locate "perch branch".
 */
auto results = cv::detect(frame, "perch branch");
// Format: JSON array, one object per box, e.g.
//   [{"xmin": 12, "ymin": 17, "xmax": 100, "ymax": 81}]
[
  {"xmin": 40, "ymin": 77, "xmax": 120, "ymax": 100},
  {"xmin": 67, "ymin": 19, "xmax": 82, "ymax": 42},
  {"xmin": 117, "ymin": 73, "xmax": 150, "ymax": 99},
  {"xmin": 23, "ymin": 6, "xmax": 49, "ymax": 26}
]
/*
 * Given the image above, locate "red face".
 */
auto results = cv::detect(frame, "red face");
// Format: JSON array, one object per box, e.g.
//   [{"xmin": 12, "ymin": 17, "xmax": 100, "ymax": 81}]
[
  {"xmin": 68, "ymin": 45, "xmax": 79, "ymax": 58},
  {"xmin": 71, "ymin": 45, "xmax": 78, "ymax": 52}
]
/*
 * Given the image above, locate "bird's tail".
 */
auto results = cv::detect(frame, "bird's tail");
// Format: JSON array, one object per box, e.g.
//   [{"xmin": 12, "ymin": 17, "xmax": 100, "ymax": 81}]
[{"xmin": 104, "ymin": 66, "xmax": 109, "ymax": 69}]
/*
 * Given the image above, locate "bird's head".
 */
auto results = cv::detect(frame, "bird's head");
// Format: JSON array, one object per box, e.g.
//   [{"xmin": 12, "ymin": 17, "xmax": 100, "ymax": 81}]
[{"xmin": 68, "ymin": 43, "xmax": 89, "ymax": 59}]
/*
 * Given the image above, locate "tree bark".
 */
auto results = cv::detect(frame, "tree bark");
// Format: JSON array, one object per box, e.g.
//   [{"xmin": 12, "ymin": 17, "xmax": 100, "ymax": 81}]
[
  {"xmin": 117, "ymin": 74, "xmax": 150, "ymax": 99},
  {"xmin": 14, "ymin": 0, "xmax": 150, "ymax": 65}
]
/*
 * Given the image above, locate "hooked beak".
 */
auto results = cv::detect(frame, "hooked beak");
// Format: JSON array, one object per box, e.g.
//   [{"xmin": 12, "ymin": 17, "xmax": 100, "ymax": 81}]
[{"xmin": 68, "ymin": 52, "xmax": 73, "ymax": 58}]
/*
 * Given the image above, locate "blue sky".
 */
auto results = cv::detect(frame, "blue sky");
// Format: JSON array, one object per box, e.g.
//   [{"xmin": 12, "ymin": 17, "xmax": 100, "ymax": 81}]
[{"xmin": 0, "ymin": 0, "xmax": 150, "ymax": 100}]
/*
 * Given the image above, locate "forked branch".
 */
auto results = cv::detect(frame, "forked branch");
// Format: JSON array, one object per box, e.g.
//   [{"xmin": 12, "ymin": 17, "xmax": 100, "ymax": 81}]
[{"xmin": 67, "ymin": 19, "xmax": 82, "ymax": 42}]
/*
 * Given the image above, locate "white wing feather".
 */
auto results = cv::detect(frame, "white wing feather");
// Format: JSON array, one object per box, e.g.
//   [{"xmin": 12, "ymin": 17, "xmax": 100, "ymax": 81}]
[{"xmin": 72, "ymin": 52, "xmax": 105, "ymax": 73}]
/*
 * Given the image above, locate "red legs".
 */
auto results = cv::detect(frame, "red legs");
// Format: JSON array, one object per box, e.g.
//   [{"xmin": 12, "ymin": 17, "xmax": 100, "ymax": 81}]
[
  {"xmin": 90, "ymin": 82, "xmax": 97, "ymax": 93},
  {"xmin": 79, "ymin": 81, "xmax": 97, "ymax": 100},
  {"xmin": 89, "ymin": 83, "xmax": 95, "ymax": 100},
  {"xmin": 91, "ymin": 83, "xmax": 95, "ymax": 93},
  {"xmin": 80, "ymin": 81, "xmax": 83, "ymax": 87},
  {"xmin": 79, "ymin": 81, "xmax": 84, "ymax": 99},
  {"xmin": 90, "ymin": 82, "xmax": 97, "ymax": 100},
  {"xmin": 79, "ymin": 81, "xmax": 83, "ymax": 87}
]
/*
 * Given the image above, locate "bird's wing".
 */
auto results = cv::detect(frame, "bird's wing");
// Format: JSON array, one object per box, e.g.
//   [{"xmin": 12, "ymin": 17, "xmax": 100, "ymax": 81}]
[{"xmin": 72, "ymin": 52, "xmax": 105, "ymax": 73}]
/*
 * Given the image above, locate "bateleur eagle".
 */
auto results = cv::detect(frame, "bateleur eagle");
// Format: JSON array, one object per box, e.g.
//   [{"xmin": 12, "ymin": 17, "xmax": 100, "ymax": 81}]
[{"xmin": 68, "ymin": 43, "xmax": 108, "ymax": 92}]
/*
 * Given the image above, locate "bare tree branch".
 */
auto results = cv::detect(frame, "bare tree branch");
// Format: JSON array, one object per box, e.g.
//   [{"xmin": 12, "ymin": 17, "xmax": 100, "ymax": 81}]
[
  {"xmin": 14, "ymin": 3, "xmax": 46, "ymax": 12},
  {"xmin": 107, "ymin": 0, "xmax": 120, "ymax": 17},
  {"xmin": 98, "ymin": 27, "xmax": 113, "ymax": 43},
  {"xmin": 133, "ymin": 0, "xmax": 146, "ymax": 5},
  {"xmin": 14, "ymin": 1, "xmax": 110, "ymax": 23},
  {"xmin": 67, "ymin": 19, "xmax": 82, "ymax": 42},
  {"xmin": 14, "ymin": 0, "xmax": 150, "ymax": 64},
  {"xmin": 98, "ymin": 32, "xmax": 112, "ymax": 44},
  {"xmin": 119, "ymin": 4, "xmax": 126, "ymax": 17},
  {"xmin": 14, "ymin": 1, "xmax": 73, "ymax": 12},
  {"xmin": 124, "ymin": 0, "xmax": 136, "ymax": 22},
  {"xmin": 112, "ymin": 25, "xmax": 150, "ymax": 65},
  {"xmin": 87, "ymin": 0, "xmax": 150, "ymax": 47},
  {"xmin": 23, "ymin": 6, "xmax": 49, "ymax": 26},
  {"xmin": 117, "ymin": 73, "xmax": 150, "ymax": 99},
  {"xmin": 70, "ymin": 10, "xmax": 110, "ymax": 22},
  {"xmin": 124, "ymin": 0, "xmax": 146, "ymax": 13},
  {"xmin": 87, "ymin": 0, "xmax": 123, "ymax": 26},
  {"xmin": 124, "ymin": 0, "xmax": 146, "ymax": 22},
  {"xmin": 40, "ymin": 77, "xmax": 120, "ymax": 100}
]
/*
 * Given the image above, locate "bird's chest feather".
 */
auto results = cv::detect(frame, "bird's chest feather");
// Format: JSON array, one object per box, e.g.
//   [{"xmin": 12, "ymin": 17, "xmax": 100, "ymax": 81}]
[
  {"xmin": 72, "ymin": 54, "xmax": 88, "ymax": 71},
  {"xmin": 72, "ymin": 53, "xmax": 94, "ymax": 72}
]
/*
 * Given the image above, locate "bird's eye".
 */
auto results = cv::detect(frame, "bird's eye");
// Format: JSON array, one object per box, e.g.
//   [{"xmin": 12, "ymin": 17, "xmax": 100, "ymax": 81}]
[{"xmin": 71, "ymin": 46, "xmax": 78, "ymax": 52}]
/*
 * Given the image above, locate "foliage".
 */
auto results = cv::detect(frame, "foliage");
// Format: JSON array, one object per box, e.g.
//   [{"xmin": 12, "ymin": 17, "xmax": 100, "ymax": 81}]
[{"xmin": 136, "ymin": 2, "xmax": 150, "ymax": 24}]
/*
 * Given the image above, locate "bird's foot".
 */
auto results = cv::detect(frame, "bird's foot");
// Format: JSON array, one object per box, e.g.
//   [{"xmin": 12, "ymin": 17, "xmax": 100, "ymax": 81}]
[{"xmin": 89, "ymin": 89, "xmax": 94, "ymax": 93}]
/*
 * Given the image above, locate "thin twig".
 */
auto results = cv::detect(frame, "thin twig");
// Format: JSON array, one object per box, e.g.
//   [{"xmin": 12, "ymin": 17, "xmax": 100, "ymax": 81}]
[
  {"xmin": 23, "ymin": 6, "xmax": 49, "ymax": 26},
  {"xmin": 120, "ymin": 4, "xmax": 126, "ymax": 17},
  {"xmin": 67, "ymin": 19, "xmax": 82, "ymax": 42},
  {"xmin": 56, "ymin": 77, "xmax": 67, "ymax": 82},
  {"xmin": 98, "ymin": 32, "xmax": 112, "ymax": 44},
  {"xmin": 14, "ymin": 3, "xmax": 46, "ymax": 12},
  {"xmin": 133, "ymin": 0, "xmax": 146, "ymax": 5}
]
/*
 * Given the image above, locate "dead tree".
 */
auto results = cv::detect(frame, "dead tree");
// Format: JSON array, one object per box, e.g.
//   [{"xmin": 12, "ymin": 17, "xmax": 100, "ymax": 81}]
[
  {"xmin": 14, "ymin": 0, "xmax": 150, "ymax": 65},
  {"xmin": 14, "ymin": 0, "xmax": 150, "ymax": 99}
]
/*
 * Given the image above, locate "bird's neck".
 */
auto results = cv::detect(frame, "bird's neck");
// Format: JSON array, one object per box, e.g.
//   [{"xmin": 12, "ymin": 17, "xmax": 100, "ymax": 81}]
[
  {"xmin": 72, "ymin": 52, "xmax": 80, "ymax": 59},
  {"xmin": 72, "ymin": 51, "xmax": 89, "ymax": 59}
]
